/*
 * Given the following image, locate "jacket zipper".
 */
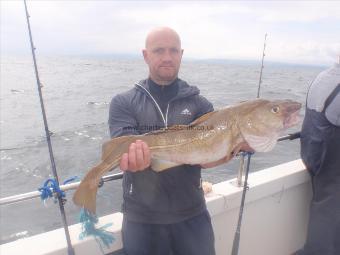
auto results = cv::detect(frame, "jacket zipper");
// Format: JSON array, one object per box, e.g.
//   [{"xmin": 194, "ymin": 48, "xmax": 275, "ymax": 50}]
[
  {"xmin": 165, "ymin": 103, "xmax": 170, "ymax": 127},
  {"xmin": 135, "ymin": 83, "xmax": 170, "ymax": 128},
  {"xmin": 129, "ymin": 183, "xmax": 133, "ymax": 195}
]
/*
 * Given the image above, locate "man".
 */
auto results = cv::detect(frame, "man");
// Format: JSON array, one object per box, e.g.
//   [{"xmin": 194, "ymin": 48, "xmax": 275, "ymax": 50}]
[
  {"xmin": 109, "ymin": 27, "xmax": 227, "ymax": 255},
  {"xmin": 298, "ymin": 59, "xmax": 340, "ymax": 255}
]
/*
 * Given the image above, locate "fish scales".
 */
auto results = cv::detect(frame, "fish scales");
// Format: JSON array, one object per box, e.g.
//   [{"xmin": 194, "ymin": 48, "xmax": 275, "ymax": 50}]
[{"xmin": 73, "ymin": 99, "xmax": 301, "ymax": 214}]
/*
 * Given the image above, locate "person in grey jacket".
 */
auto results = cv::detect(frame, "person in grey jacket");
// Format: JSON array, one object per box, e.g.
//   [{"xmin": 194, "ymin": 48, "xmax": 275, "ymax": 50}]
[
  {"xmin": 109, "ymin": 27, "xmax": 228, "ymax": 255},
  {"xmin": 297, "ymin": 59, "xmax": 340, "ymax": 255}
]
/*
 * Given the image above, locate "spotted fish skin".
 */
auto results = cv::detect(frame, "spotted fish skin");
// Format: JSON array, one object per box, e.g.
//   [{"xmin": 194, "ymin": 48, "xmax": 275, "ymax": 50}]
[{"xmin": 73, "ymin": 99, "xmax": 301, "ymax": 214}]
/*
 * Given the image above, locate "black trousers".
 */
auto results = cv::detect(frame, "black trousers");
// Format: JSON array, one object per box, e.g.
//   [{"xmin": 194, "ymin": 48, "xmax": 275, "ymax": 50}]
[
  {"xmin": 122, "ymin": 210, "xmax": 216, "ymax": 255},
  {"xmin": 297, "ymin": 173, "xmax": 340, "ymax": 255}
]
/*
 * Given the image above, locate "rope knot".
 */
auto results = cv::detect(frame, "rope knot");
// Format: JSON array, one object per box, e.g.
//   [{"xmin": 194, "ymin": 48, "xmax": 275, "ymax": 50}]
[
  {"xmin": 38, "ymin": 179, "xmax": 65, "ymax": 203},
  {"xmin": 38, "ymin": 176, "xmax": 78, "ymax": 204}
]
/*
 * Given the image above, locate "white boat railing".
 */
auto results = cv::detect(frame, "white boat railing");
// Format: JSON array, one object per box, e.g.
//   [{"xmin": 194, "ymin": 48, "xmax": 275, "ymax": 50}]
[
  {"xmin": 0, "ymin": 132, "xmax": 300, "ymax": 206},
  {"xmin": 0, "ymin": 172, "xmax": 123, "ymax": 206}
]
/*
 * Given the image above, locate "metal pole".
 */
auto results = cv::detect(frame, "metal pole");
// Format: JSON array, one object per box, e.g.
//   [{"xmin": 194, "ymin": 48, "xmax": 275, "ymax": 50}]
[
  {"xmin": 237, "ymin": 155, "xmax": 245, "ymax": 187},
  {"xmin": 23, "ymin": 1, "xmax": 74, "ymax": 254},
  {"xmin": 231, "ymin": 152, "xmax": 253, "ymax": 255},
  {"xmin": 0, "ymin": 172, "xmax": 124, "ymax": 206}
]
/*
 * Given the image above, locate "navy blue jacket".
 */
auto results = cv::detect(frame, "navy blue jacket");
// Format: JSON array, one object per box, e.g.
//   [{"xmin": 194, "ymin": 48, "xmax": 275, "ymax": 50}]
[{"xmin": 109, "ymin": 78, "xmax": 213, "ymax": 224}]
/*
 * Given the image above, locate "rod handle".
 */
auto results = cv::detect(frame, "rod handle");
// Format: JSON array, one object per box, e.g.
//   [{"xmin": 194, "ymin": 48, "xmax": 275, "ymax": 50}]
[{"xmin": 231, "ymin": 232, "xmax": 240, "ymax": 255}]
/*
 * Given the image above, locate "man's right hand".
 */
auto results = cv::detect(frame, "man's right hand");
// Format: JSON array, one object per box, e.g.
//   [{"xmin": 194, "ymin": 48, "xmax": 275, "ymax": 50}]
[{"xmin": 120, "ymin": 140, "xmax": 151, "ymax": 172}]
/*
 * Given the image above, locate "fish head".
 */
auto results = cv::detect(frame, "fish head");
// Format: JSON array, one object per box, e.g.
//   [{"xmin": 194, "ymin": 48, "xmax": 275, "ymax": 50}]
[{"xmin": 237, "ymin": 99, "xmax": 301, "ymax": 152}]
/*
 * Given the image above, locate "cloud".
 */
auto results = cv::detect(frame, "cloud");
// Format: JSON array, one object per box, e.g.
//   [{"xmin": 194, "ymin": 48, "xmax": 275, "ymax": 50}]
[
  {"xmin": 253, "ymin": 1, "xmax": 340, "ymax": 22},
  {"xmin": 1, "ymin": 1, "xmax": 339, "ymax": 65}
]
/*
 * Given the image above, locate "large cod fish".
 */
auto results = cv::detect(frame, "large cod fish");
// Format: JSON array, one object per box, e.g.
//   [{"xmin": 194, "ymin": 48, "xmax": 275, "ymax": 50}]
[{"xmin": 73, "ymin": 99, "xmax": 301, "ymax": 214}]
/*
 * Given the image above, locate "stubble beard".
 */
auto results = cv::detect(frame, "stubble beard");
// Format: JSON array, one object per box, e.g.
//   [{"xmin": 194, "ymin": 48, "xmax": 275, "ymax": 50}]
[{"xmin": 151, "ymin": 67, "xmax": 179, "ymax": 86}]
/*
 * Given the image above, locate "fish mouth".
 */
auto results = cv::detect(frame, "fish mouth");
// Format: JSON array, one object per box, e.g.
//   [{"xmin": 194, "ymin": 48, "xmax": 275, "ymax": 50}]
[{"xmin": 283, "ymin": 102, "xmax": 302, "ymax": 129}]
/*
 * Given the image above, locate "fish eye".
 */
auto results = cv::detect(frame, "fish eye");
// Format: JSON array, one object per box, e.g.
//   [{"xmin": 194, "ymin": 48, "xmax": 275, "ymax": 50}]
[{"xmin": 271, "ymin": 106, "xmax": 280, "ymax": 113}]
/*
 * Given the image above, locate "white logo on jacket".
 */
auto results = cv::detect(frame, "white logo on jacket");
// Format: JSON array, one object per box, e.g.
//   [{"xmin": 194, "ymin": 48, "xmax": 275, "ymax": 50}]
[{"xmin": 180, "ymin": 108, "xmax": 192, "ymax": 115}]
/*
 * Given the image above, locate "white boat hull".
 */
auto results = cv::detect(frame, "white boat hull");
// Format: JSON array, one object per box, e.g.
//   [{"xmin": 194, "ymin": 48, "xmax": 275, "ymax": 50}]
[{"xmin": 0, "ymin": 159, "xmax": 311, "ymax": 255}]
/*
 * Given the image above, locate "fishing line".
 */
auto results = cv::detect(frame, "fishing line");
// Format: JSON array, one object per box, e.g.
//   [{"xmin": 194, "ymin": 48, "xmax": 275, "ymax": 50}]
[
  {"xmin": 257, "ymin": 33, "xmax": 267, "ymax": 99},
  {"xmin": 23, "ymin": 1, "xmax": 75, "ymax": 254}
]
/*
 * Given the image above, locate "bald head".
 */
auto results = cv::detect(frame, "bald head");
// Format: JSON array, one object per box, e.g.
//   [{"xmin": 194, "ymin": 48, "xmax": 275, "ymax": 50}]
[
  {"xmin": 145, "ymin": 27, "xmax": 181, "ymax": 49},
  {"xmin": 143, "ymin": 27, "xmax": 183, "ymax": 85}
]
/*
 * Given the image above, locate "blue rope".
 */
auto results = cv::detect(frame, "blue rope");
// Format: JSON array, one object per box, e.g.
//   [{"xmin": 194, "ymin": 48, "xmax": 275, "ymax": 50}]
[
  {"xmin": 38, "ymin": 176, "xmax": 115, "ymax": 252},
  {"xmin": 38, "ymin": 176, "xmax": 79, "ymax": 202},
  {"xmin": 79, "ymin": 208, "xmax": 115, "ymax": 252},
  {"xmin": 38, "ymin": 179, "xmax": 65, "ymax": 202},
  {"xmin": 63, "ymin": 176, "xmax": 79, "ymax": 185}
]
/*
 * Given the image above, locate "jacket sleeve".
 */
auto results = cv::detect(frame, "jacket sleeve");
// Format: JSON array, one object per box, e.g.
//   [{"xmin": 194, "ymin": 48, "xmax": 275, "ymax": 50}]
[
  {"xmin": 108, "ymin": 93, "xmax": 139, "ymax": 138},
  {"xmin": 194, "ymin": 95, "xmax": 214, "ymax": 119}
]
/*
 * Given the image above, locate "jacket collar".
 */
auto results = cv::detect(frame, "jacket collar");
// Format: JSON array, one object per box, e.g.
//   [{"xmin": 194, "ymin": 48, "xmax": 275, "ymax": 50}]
[{"xmin": 135, "ymin": 78, "xmax": 200, "ymax": 101}]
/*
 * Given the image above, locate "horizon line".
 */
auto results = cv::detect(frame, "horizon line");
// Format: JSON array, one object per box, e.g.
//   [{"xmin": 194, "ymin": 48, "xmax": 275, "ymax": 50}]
[{"xmin": 1, "ymin": 53, "xmax": 329, "ymax": 68}]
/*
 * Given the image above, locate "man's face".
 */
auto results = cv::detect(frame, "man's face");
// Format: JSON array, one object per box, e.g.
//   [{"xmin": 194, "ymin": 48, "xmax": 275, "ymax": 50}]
[{"xmin": 143, "ymin": 30, "xmax": 183, "ymax": 85}]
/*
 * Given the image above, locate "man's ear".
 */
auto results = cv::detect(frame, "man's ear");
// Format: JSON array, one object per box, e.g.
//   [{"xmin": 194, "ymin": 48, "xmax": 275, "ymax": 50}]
[{"xmin": 142, "ymin": 49, "xmax": 148, "ymax": 63}]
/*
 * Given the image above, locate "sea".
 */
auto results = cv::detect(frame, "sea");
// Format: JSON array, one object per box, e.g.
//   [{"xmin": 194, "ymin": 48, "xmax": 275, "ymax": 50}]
[{"xmin": 0, "ymin": 55, "xmax": 324, "ymax": 244}]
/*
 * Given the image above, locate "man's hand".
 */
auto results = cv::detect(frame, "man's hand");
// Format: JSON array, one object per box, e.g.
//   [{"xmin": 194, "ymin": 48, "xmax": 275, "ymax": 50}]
[{"xmin": 120, "ymin": 140, "xmax": 151, "ymax": 172}]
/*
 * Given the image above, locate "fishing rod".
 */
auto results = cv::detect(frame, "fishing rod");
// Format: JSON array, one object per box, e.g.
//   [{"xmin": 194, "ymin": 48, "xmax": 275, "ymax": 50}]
[
  {"xmin": 23, "ymin": 1, "xmax": 74, "ymax": 254},
  {"xmin": 277, "ymin": 131, "xmax": 300, "ymax": 141},
  {"xmin": 232, "ymin": 33, "xmax": 269, "ymax": 255},
  {"xmin": 231, "ymin": 152, "xmax": 252, "ymax": 255},
  {"xmin": 256, "ymin": 33, "xmax": 267, "ymax": 98},
  {"xmin": 231, "ymin": 130, "xmax": 301, "ymax": 254},
  {"xmin": 0, "ymin": 132, "xmax": 300, "ymax": 206},
  {"xmin": 238, "ymin": 32, "xmax": 268, "ymax": 186}
]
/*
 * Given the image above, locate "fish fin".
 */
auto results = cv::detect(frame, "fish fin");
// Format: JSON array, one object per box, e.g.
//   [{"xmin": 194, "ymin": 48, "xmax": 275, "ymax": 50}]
[
  {"xmin": 151, "ymin": 158, "xmax": 181, "ymax": 172},
  {"xmin": 242, "ymin": 133, "xmax": 278, "ymax": 152},
  {"xmin": 73, "ymin": 161, "xmax": 118, "ymax": 214},
  {"xmin": 190, "ymin": 111, "xmax": 217, "ymax": 126}
]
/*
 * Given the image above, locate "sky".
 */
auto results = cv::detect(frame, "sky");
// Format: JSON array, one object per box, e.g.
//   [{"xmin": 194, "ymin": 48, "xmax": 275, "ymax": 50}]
[{"xmin": 1, "ymin": 1, "xmax": 340, "ymax": 66}]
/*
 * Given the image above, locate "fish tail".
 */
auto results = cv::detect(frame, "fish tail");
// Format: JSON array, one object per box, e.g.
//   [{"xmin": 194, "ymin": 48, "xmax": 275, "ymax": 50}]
[
  {"xmin": 73, "ymin": 135, "xmax": 137, "ymax": 213},
  {"xmin": 73, "ymin": 161, "xmax": 118, "ymax": 214}
]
